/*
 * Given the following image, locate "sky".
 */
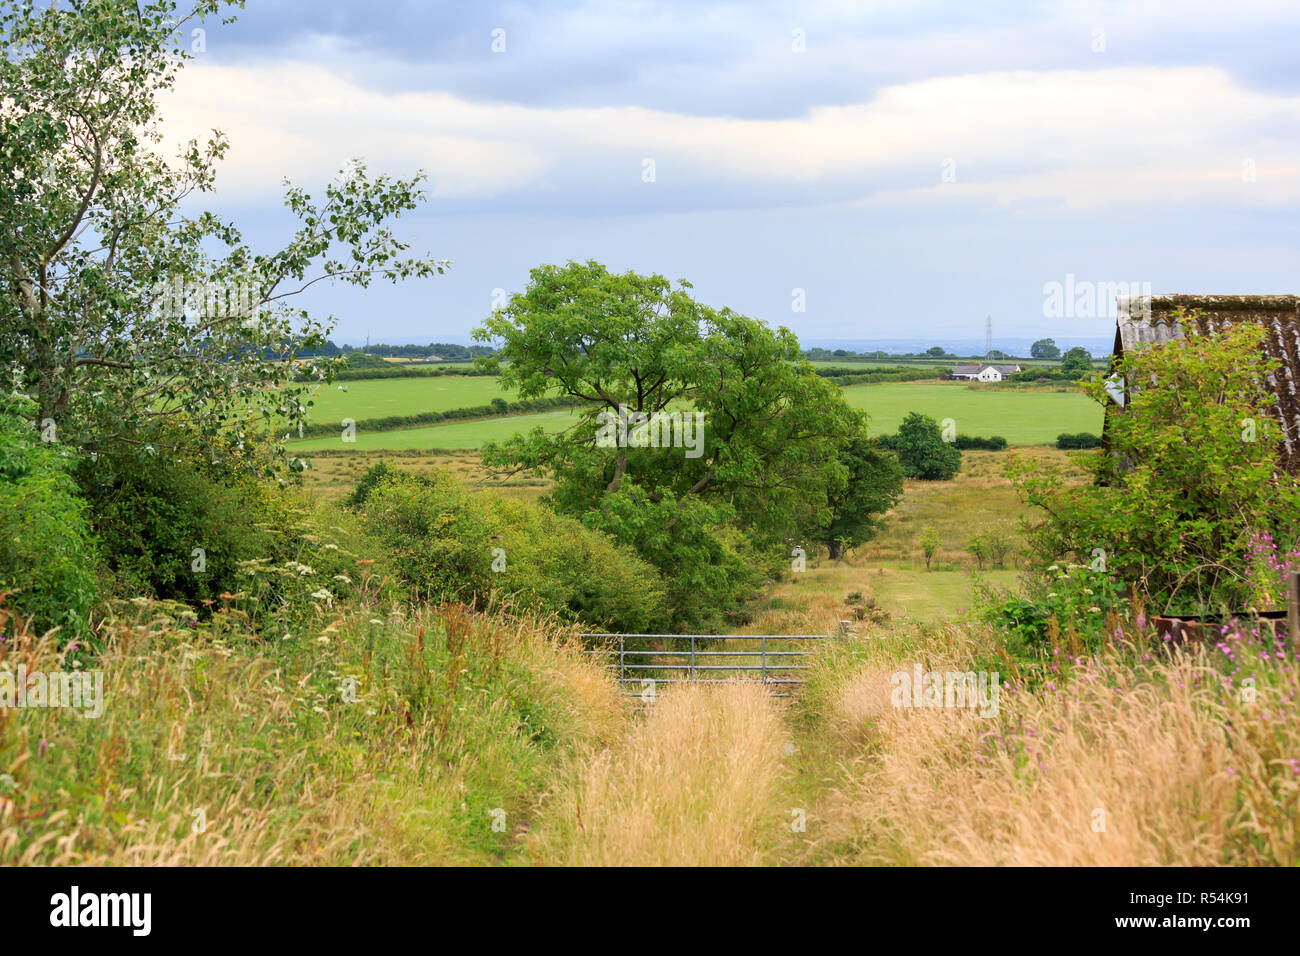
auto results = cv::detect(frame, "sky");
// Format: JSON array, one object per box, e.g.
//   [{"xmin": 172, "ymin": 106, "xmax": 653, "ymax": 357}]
[{"xmin": 157, "ymin": 0, "xmax": 1300, "ymax": 349}]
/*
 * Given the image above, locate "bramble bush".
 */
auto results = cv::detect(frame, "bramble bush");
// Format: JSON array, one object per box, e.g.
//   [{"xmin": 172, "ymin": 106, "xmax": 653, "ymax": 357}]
[{"xmin": 1009, "ymin": 319, "xmax": 1300, "ymax": 617}]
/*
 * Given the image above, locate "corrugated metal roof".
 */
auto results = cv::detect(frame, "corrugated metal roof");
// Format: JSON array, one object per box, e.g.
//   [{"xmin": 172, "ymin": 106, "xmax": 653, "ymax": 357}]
[{"xmin": 1111, "ymin": 294, "xmax": 1300, "ymax": 474}]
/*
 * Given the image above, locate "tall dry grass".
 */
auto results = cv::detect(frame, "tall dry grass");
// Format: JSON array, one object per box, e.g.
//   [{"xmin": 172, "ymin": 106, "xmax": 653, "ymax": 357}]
[
  {"xmin": 0, "ymin": 601, "xmax": 623, "ymax": 865},
  {"xmin": 528, "ymin": 683, "xmax": 787, "ymax": 866},
  {"xmin": 804, "ymin": 625, "xmax": 1299, "ymax": 866}
]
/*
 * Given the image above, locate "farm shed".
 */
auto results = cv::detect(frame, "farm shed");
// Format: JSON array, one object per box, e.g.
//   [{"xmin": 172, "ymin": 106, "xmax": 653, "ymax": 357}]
[{"xmin": 1108, "ymin": 294, "xmax": 1300, "ymax": 475}]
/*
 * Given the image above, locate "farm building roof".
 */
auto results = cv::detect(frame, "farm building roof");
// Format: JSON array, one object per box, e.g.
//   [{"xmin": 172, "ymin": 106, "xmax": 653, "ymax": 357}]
[
  {"xmin": 1111, "ymin": 294, "xmax": 1300, "ymax": 474},
  {"xmin": 952, "ymin": 363, "xmax": 1020, "ymax": 375}
]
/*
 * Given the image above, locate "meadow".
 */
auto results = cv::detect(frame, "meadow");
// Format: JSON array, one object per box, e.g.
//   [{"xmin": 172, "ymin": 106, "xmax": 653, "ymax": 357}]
[
  {"xmin": 284, "ymin": 376, "xmax": 1102, "ymax": 453},
  {"xmin": 301, "ymin": 375, "xmax": 517, "ymax": 424},
  {"xmin": 843, "ymin": 381, "xmax": 1102, "ymax": 444}
]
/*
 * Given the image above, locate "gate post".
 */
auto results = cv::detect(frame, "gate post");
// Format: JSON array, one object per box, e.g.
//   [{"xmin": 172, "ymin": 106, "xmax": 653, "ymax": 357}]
[{"xmin": 1289, "ymin": 571, "xmax": 1300, "ymax": 647}]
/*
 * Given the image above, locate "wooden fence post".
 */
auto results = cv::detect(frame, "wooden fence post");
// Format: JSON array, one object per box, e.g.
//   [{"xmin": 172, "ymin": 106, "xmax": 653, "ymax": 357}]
[{"xmin": 1289, "ymin": 571, "xmax": 1300, "ymax": 647}]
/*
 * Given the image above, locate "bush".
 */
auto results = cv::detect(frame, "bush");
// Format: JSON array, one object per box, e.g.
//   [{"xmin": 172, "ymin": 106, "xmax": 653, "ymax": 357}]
[
  {"xmin": 75, "ymin": 441, "xmax": 276, "ymax": 606},
  {"xmin": 355, "ymin": 465, "xmax": 669, "ymax": 632},
  {"xmin": 953, "ymin": 434, "xmax": 1008, "ymax": 451},
  {"xmin": 0, "ymin": 396, "xmax": 100, "ymax": 640},
  {"xmin": 879, "ymin": 412, "xmax": 962, "ymax": 480},
  {"xmin": 1012, "ymin": 320, "xmax": 1300, "ymax": 616},
  {"xmin": 1056, "ymin": 432, "xmax": 1101, "ymax": 449}
]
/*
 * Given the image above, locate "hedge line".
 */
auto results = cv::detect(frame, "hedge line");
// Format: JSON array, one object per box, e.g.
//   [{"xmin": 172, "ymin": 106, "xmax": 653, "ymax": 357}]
[
  {"xmin": 1057, "ymin": 432, "xmax": 1102, "ymax": 449},
  {"xmin": 953, "ymin": 434, "xmax": 1008, "ymax": 450},
  {"xmin": 296, "ymin": 395, "xmax": 579, "ymax": 439},
  {"xmin": 295, "ymin": 365, "xmax": 496, "ymax": 383},
  {"xmin": 816, "ymin": 366, "xmax": 942, "ymax": 386}
]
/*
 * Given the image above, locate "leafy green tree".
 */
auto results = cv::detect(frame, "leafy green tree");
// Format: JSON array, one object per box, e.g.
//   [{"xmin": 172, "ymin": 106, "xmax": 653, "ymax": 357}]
[
  {"xmin": 1060, "ymin": 346, "xmax": 1093, "ymax": 374},
  {"xmin": 965, "ymin": 533, "xmax": 989, "ymax": 571},
  {"xmin": 472, "ymin": 260, "xmax": 862, "ymax": 626},
  {"xmin": 1011, "ymin": 320, "xmax": 1300, "ymax": 615},
  {"xmin": 1030, "ymin": 338, "xmax": 1060, "ymax": 359},
  {"xmin": 886, "ymin": 412, "xmax": 962, "ymax": 481},
  {"xmin": 920, "ymin": 525, "xmax": 940, "ymax": 570},
  {"xmin": 821, "ymin": 437, "xmax": 904, "ymax": 559},
  {"xmin": 926, "ymin": 346, "xmax": 946, "ymax": 357},
  {"xmin": 0, "ymin": 0, "xmax": 446, "ymax": 472}
]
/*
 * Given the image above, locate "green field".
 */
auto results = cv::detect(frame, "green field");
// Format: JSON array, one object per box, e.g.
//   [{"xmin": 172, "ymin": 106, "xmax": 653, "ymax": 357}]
[
  {"xmin": 288, "ymin": 408, "xmax": 577, "ymax": 450},
  {"xmin": 843, "ymin": 381, "xmax": 1102, "ymax": 444},
  {"xmin": 301, "ymin": 375, "xmax": 517, "ymax": 424},
  {"xmin": 287, "ymin": 376, "xmax": 1103, "ymax": 451}
]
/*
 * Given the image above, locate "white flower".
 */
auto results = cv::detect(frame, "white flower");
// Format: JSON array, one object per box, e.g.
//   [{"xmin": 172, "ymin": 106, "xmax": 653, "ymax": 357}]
[
  {"xmin": 1047, "ymin": 565, "xmax": 1059, "ymax": 572},
  {"xmin": 310, "ymin": 588, "xmax": 334, "ymax": 602},
  {"xmin": 1089, "ymin": 606, "xmax": 1101, "ymax": 613},
  {"xmin": 315, "ymin": 636, "xmax": 330, "ymax": 646}
]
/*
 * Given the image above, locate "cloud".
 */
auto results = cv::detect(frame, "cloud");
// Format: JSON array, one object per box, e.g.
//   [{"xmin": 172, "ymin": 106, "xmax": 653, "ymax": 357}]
[{"xmin": 162, "ymin": 58, "xmax": 1300, "ymax": 214}]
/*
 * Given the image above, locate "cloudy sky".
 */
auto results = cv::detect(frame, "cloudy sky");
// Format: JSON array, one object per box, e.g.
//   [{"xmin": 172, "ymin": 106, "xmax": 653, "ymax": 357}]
[{"xmin": 160, "ymin": 0, "xmax": 1300, "ymax": 349}]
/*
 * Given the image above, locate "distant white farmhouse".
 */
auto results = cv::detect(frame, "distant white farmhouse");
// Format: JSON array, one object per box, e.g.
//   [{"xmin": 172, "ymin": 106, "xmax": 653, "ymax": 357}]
[{"xmin": 950, "ymin": 362, "xmax": 1021, "ymax": 382}]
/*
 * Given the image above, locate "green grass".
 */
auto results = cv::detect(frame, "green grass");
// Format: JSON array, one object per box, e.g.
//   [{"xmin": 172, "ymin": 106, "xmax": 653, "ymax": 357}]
[
  {"xmin": 287, "ymin": 408, "xmax": 577, "ymax": 451},
  {"xmin": 300, "ymin": 376, "xmax": 517, "ymax": 425},
  {"xmin": 843, "ymin": 381, "xmax": 1102, "ymax": 444}
]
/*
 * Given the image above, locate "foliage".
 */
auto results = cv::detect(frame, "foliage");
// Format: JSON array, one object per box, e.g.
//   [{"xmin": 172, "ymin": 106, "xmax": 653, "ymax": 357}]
[
  {"xmin": 1056, "ymin": 432, "xmax": 1101, "ymax": 449},
  {"xmin": 920, "ymin": 525, "xmax": 940, "ymax": 570},
  {"xmin": 821, "ymin": 437, "xmax": 904, "ymax": 559},
  {"xmin": 1030, "ymin": 338, "xmax": 1061, "ymax": 360},
  {"xmin": 0, "ymin": 394, "xmax": 99, "ymax": 640},
  {"xmin": 952, "ymin": 434, "xmax": 1007, "ymax": 451},
  {"xmin": 1010, "ymin": 319, "xmax": 1300, "ymax": 615},
  {"xmin": 355, "ymin": 465, "xmax": 669, "ymax": 632},
  {"xmin": 472, "ymin": 260, "xmax": 862, "ymax": 624},
  {"xmin": 0, "ymin": 0, "xmax": 445, "ymax": 476},
  {"xmin": 1060, "ymin": 346, "xmax": 1093, "ymax": 373},
  {"xmin": 879, "ymin": 412, "xmax": 962, "ymax": 480},
  {"xmin": 75, "ymin": 435, "xmax": 277, "ymax": 605}
]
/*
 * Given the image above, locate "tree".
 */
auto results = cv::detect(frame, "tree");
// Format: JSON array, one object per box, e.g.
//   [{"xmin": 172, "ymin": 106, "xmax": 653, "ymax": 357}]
[
  {"xmin": 885, "ymin": 412, "xmax": 962, "ymax": 480},
  {"xmin": 472, "ymin": 261, "xmax": 863, "ymax": 626},
  {"xmin": 0, "ymin": 0, "xmax": 446, "ymax": 473},
  {"xmin": 965, "ymin": 533, "xmax": 989, "ymax": 571},
  {"xmin": 822, "ymin": 437, "xmax": 904, "ymax": 559},
  {"xmin": 1060, "ymin": 347, "xmax": 1093, "ymax": 374},
  {"xmin": 926, "ymin": 346, "xmax": 947, "ymax": 357},
  {"xmin": 1030, "ymin": 338, "xmax": 1060, "ymax": 359},
  {"xmin": 920, "ymin": 525, "xmax": 940, "ymax": 570}
]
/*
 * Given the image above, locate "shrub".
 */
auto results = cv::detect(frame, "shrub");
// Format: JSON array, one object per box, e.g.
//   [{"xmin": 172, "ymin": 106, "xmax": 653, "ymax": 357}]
[
  {"xmin": 355, "ymin": 465, "xmax": 669, "ymax": 632},
  {"xmin": 1012, "ymin": 320, "xmax": 1300, "ymax": 616},
  {"xmin": 75, "ymin": 441, "xmax": 276, "ymax": 606},
  {"xmin": 1055, "ymin": 432, "xmax": 1101, "ymax": 449},
  {"xmin": 0, "ymin": 396, "xmax": 100, "ymax": 639},
  {"xmin": 953, "ymin": 435, "xmax": 1007, "ymax": 451},
  {"xmin": 879, "ymin": 413, "xmax": 962, "ymax": 480}
]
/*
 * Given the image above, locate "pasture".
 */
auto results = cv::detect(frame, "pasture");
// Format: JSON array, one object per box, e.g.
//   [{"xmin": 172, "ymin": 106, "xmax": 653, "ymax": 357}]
[
  {"xmin": 286, "ymin": 375, "xmax": 1102, "ymax": 452},
  {"xmin": 287, "ymin": 407, "xmax": 578, "ymax": 450},
  {"xmin": 300, "ymin": 375, "xmax": 517, "ymax": 424},
  {"xmin": 843, "ymin": 380, "xmax": 1102, "ymax": 444}
]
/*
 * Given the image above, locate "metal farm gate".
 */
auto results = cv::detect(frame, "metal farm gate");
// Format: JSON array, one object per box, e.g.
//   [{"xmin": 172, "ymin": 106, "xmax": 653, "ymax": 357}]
[{"xmin": 583, "ymin": 632, "xmax": 831, "ymax": 701}]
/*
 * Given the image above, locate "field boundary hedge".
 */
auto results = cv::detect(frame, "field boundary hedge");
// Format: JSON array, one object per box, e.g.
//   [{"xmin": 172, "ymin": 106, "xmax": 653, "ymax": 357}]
[{"xmin": 295, "ymin": 395, "xmax": 580, "ymax": 439}]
